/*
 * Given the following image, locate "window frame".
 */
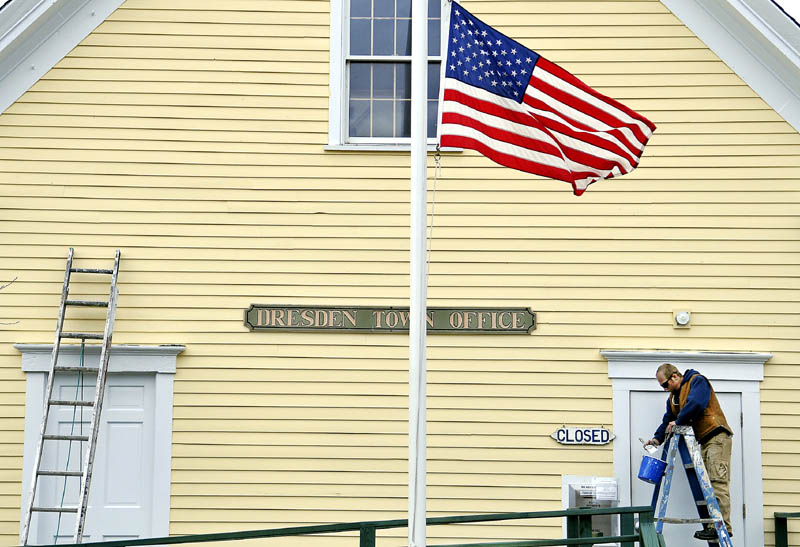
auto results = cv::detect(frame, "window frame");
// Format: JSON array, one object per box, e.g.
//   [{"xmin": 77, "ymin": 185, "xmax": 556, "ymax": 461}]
[{"xmin": 328, "ymin": 0, "xmax": 447, "ymax": 149}]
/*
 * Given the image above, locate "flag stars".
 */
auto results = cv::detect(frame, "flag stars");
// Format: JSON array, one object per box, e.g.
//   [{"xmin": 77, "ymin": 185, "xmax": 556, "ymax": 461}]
[{"xmin": 446, "ymin": 4, "xmax": 537, "ymax": 103}]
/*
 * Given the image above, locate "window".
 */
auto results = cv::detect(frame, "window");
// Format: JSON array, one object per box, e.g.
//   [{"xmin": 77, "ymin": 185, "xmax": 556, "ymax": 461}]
[{"xmin": 329, "ymin": 0, "xmax": 442, "ymax": 147}]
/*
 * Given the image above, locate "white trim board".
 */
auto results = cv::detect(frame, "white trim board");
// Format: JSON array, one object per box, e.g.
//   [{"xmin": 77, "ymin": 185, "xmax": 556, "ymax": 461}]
[
  {"xmin": 602, "ymin": 349, "xmax": 771, "ymax": 547},
  {"xmin": 0, "ymin": 0, "xmax": 125, "ymax": 114}
]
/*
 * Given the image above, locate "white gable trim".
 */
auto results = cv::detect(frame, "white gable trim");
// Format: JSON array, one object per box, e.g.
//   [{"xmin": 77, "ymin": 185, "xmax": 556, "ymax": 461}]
[
  {"xmin": 0, "ymin": 0, "xmax": 124, "ymax": 114},
  {"xmin": 661, "ymin": 0, "xmax": 800, "ymax": 132}
]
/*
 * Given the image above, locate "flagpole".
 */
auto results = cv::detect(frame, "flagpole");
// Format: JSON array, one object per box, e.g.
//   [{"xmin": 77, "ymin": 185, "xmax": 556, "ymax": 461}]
[{"xmin": 409, "ymin": 0, "xmax": 428, "ymax": 543}]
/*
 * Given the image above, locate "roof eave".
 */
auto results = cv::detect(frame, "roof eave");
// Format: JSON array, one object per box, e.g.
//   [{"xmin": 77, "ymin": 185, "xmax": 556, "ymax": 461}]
[
  {"xmin": 0, "ymin": 0, "xmax": 124, "ymax": 114},
  {"xmin": 661, "ymin": 0, "xmax": 800, "ymax": 133}
]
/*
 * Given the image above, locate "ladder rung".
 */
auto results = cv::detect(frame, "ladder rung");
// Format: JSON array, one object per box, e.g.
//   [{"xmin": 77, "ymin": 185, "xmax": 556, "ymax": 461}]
[
  {"xmin": 32, "ymin": 506, "xmax": 78, "ymax": 513},
  {"xmin": 659, "ymin": 517, "xmax": 716, "ymax": 524},
  {"xmin": 43, "ymin": 434, "xmax": 89, "ymax": 442},
  {"xmin": 53, "ymin": 366, "xmax": 100, "ymax": 373},
  {"xmin": 66, "ymin": 300, "xmax": 109, "ymax": 307},
  {"xmin": 70, "ymin": 268, "xmax": 113, "ymax": 274},
  {"xmin": 49, "ymin": 399, "xmax": 94, "ymax": 407},
  {"xmin": 60, "ymin": 332, "xmax": 104, "ymax": 340},
  {"xmin": 38, "ymin": 470, "xmax": 83, "ymax": 477}
]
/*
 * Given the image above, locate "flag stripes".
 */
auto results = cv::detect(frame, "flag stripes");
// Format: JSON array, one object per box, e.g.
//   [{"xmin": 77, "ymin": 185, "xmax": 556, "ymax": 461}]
[{"xmin": 438, "ymin": 1, "xmax": 655, "ymax": 195}]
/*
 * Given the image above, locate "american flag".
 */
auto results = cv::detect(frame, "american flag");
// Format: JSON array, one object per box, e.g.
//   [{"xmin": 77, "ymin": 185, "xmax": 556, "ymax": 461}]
[{"xmin": 438, "ymin": 2, "xmax": 656, "ymax": 196}]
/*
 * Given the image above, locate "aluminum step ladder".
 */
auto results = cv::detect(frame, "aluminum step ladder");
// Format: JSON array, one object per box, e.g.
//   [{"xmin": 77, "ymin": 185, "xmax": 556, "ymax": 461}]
[
  {"xmin": 20, "ymin": 248, "xmax": 121, "ymax": 545},
  {"xmin": 650, "ymin": 425, "xmax": 733, "ymax": 546}
]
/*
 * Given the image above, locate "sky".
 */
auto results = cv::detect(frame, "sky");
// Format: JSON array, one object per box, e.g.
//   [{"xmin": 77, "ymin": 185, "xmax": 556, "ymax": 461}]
[{"xmin": 773, "ymin": 0, "xmax": 800, "ymax": 25}]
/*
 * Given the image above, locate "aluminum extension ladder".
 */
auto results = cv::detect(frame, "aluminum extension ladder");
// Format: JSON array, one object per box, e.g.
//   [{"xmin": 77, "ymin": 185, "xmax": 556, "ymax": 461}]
[
  {"xmin": 20, "ymin": 248, "xmax": 121, "ymax": 545},
  {"xmin": 651, "ymin": 425, "xmax": 733, "ymax": 546}
]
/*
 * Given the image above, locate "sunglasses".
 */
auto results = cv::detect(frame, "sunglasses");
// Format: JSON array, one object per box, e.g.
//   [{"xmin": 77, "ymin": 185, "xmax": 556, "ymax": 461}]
[{"xmin": 660, "ymin": 375, "xmax": 673, "ymax": 389}]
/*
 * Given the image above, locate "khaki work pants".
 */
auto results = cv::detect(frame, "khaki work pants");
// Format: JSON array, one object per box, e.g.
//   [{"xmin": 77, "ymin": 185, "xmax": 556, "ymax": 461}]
[{"xmin": 701, "ymin": 432, "xmax": 733, "ymax": 534}]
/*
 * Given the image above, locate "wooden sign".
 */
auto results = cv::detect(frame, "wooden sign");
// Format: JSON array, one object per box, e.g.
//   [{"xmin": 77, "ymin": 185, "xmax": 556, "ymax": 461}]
[{"xmin": 244, "ymin": 305, "xmax": 536, "ymax": 334}]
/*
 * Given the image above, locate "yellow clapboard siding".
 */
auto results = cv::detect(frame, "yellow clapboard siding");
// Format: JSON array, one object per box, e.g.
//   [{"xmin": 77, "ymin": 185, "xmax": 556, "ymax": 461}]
[
  {"xmin": 0, "ymin": 0, "xmax": 798, "ymax": 543},
  {"xmin": 3, "ymin": 221, "xmax": 800, "ymax": 244},
  {"xmin": 67, "ymin": 44, "xmax": 719, "ymax": 63},
  {"xmin": 70, "ymin": 45, "xmax": 331, "ymax": 62},
  {"xmin": 81, "ymin": 34, "xmax": 331, "ymax": 50},
  {"xmin": 28, "ymin": 79, "xmax": 327, "ymax": 94},
  {"xmin": 7, "ymin": 124, "xmax": 797, "ymax": 146},
  {"xmin": 3, "ymin": 208, "xmax": 800, "ymax": 227},
  {"xmin": 42, "ymin": 66, "xmax": 328, "ymax": 81},
  {"xmin": 5, "ymin": 137, "xmax": 800, "ymax": 159},
  {"xmin": 108, "ymin": 9, "xmax": 330, "ymax": 25},
  {"xmin": 118, "ymin": 0, "xmax": 330, "ymax": 12},
  {"xmin": 169, "ymin": 471, "xmax": 563, "ymax": 488},
  {"xmin": 169, "ymin": 380, "xmax": 610, "ymax": 399},
  {"xmin": 95, "ymin": 22, "xmax": 330, "ymax": 38}
]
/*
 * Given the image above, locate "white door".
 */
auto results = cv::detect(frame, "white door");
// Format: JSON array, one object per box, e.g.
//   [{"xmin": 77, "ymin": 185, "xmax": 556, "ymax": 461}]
[
  {"xmin": 630, "ymin": 390, "xmax": 743, "ymax": 546},
  {"xmin": 33, "ymin": 373, "xmax": 155, "ymax": 544}
]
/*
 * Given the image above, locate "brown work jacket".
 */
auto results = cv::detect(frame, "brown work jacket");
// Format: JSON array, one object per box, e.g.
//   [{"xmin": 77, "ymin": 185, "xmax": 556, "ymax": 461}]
[{"xmin": 670, "ymin": 374, "xmax": 732, "ymax": 443}]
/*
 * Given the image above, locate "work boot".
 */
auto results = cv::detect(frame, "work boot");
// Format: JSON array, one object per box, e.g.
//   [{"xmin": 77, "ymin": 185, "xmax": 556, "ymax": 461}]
[{"xmin": 693, "ymin": 527, "xmax": 718, "ymax": 541}]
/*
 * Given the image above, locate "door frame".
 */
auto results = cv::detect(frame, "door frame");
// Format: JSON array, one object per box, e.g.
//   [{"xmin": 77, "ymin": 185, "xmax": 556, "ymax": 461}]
[
  {"xmin": 16, "ymin": 343, "xmax": 183, "ymax": 543},
  {"xmin": 602, "ymin": 350, "xmax": 771, "ymax": 547}
]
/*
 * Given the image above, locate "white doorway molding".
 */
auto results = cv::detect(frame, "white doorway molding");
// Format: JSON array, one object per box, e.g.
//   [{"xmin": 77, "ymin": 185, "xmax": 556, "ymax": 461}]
[
  {"xmin": 16, "ymin": 344, "xmax": 184, "ymax": 542},
  {"xmin": 601, "ymin": 350, "xmax": 771, "ymax": 547}
]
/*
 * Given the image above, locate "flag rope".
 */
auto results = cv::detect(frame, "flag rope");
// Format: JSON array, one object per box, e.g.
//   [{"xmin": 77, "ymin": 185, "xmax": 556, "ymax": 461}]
[{"xmin": 427, "ymin": 146, "xmax": 441, "ymax": 281}]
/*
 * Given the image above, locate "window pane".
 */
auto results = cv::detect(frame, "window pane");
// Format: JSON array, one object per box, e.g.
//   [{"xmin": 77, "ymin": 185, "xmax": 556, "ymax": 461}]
[
  {"xmin": 350, "ymin": 62, "xmax": 371, "ymax": 98},
  {"xmin": 351, "ymin": 0, "xmax": 371, "ymax": 17},
  {"xmin": 373, "ymin": 19, "xmax": 394, "ymax": 55},
  {"xmin": 397, "ymin": 0, "xmax": 411, "ymax": 18},
  {"xmin": 349, "ymin": 100, "xmax": 371, "ymax": 137},
  {"xmin": 373, "ymin": 63, "xmax": 394, "ymax": 98},
  {"xmin": 427, "ymin": 62, "xmax": 440, "ymax": 99},
  {"xmin": 396, "ymin": 100, "xmax": 411, "ymax": 137},
  {"xmin": 374, "ymin": 0, "xmax": 394, "ymax": 17},
  {"xmin": 428, "ymin": 0, "xmax": 440, "ymax": 18},
  {"xmin": 396, "ymin": 18, "xmax": 411, "ymax": 56},
  {"xmin": 396, "ymin": 63, "xmax": 411, "ymax": 99},
  {"xmin": 428, "ymin": 19, "xmax": 440, "ymax": 56},
  {"xmin": 427, "ymin": 100, "xmax": 438, "ymax": 138},
  {"xmin": 373, "ymin": 100, "xmax": 394, "ymax": 136},
  {"xmin": 350, "ymin": 19, "xmax": 371, "ymax": 55}
]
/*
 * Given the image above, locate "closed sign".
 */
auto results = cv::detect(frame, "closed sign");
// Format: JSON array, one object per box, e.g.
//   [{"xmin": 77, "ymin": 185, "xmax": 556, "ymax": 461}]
[{"xmin": 551, "ymin": 426, "xmax": 615, "ymax": 445}]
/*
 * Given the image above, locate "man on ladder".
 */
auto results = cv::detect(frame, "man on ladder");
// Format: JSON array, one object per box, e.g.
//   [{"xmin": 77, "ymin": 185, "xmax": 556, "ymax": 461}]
[{"xmin": 644, "ymin": 363, "xmax": 734, "ymax": 541}]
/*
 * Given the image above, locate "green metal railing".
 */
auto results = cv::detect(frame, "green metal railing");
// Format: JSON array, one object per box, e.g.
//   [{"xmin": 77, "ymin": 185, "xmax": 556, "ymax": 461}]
[
  {"xmin": 32, "ymin": 506, "xmax": 662, "ymax": 547},
  {"xmin": 775, "ymin": 511, "xmax": 800, "ymax": 547}
]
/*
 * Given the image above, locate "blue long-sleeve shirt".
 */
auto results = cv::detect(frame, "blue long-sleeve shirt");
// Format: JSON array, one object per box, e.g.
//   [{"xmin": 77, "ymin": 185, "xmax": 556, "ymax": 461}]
[{"xmin": 654, "ymin": 369, "xmax": 711, "ymax": 443}]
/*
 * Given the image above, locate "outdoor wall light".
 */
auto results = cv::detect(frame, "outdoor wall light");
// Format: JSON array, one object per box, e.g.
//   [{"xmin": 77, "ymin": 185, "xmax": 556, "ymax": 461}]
[{"xmin": 673, "ymin": 310, "xmax": 691, "ymax": 328}]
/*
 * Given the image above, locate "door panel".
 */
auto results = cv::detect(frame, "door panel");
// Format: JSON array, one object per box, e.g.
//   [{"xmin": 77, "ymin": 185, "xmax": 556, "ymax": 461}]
[
  {"xmin": 35, "ymin": 374, "xmax": 155, "ymax": 544},
  {"xmin": 629, "ymin": 390, "xmax": 743, "ymax": 546}
]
